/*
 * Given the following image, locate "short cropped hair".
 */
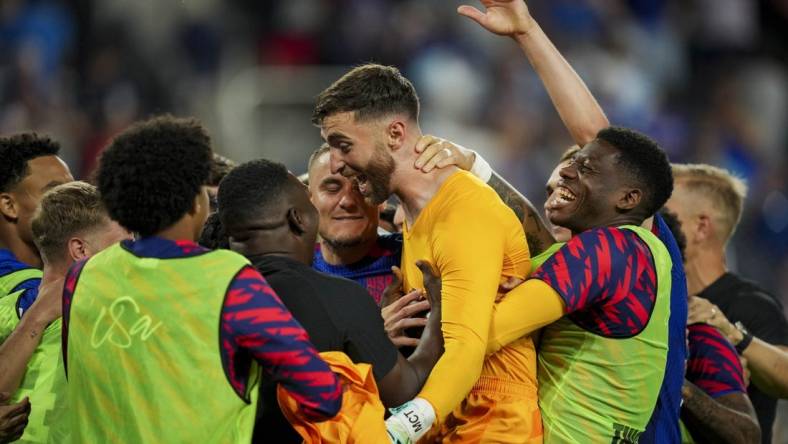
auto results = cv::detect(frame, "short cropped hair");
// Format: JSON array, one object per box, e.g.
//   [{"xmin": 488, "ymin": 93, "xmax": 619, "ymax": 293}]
[
  {"xmin": 597, "ymin": 127, "xmax": 673, "ymax": 217},
  {"xmin": 559, "ymin": 145, "xmax": 581, "ymax": 163},
  {"xmin": 209, "ymin": 153, "xmax": 236, "ymax": 187},
  {"xmin": 31, "ymin": 181, "xmax": 107, "ymax": 262},
  {"xmin": 307, "ymin": 143, "xmax": 331, "ymax": 176},
  {"xmin": 312, "ymin": 64, "xmax": 420, "ymax": 125},
  {"xmin": 217, "ymin": 159, "xmax": 291, "ymax": 229},
  {"xmin": 672, "ymin": 163, "xmax": 748, "ymax": 243},
  {"xmin": 97, "ymin": 115, "xmax": 212, "ymax": 237},
  {"xmin": 0, "ymin": 133, "xmax": 61, "ymax": 192}
]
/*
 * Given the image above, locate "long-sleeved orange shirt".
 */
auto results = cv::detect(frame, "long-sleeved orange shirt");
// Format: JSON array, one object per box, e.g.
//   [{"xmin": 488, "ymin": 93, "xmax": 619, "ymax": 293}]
[{"xmin": 400, "ymin": 170, "xmax": 536, "ymax": 421}]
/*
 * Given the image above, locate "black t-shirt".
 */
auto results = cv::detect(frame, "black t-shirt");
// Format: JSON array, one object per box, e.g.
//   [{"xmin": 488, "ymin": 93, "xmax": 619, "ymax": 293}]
[
  {"xmin": 250, "ymin": 255, "xmax": 398, "ymax": 443},
  {"xmin": 698, "ymin": 272, "xmax": 788, "ymax": 443}
]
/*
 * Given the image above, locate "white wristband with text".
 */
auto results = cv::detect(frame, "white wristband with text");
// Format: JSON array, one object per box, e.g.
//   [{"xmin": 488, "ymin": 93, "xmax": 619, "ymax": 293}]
[
  {"xmin": 469, "ymin": 150, "xmax": 493, "ymax": 183},
  {"xmin": 385, "ymin": 397, "xmax": 435, "ymax": 444}
]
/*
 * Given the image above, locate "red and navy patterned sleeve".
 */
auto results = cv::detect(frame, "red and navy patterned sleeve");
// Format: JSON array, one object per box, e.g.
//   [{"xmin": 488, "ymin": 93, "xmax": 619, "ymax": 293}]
[
  {"xmin": 62, "ymin": 258, "xmax": 89, "ymax": 376},
  {"xmin": 220, "ymin": 265, "xmax": 341, "ymax": 421},
  {"xmin": 686, "ymin": 324, "xmax": 746, "ymax": 398},
  {"xmin": 531, "ymin": 227, "xmax": 658, "ymax": 337}
]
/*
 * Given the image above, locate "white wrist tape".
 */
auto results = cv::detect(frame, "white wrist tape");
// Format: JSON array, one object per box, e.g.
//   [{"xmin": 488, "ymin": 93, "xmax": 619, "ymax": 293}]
[
  {"xmin": 385, "ymin": 397, "xmax": 435, "ymax": 443},
  {"xmin": 469, "ymin": 150, "xmax": 493, "ymax": 182}
]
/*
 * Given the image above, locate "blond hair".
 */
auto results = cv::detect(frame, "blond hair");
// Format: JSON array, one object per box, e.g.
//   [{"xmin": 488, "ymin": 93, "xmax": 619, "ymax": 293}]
[
  {"xmin": 31, "ymin": 181, "xmax": 108, "ymax": 263},
  {"xmin": 671, "ymin": 163, "xmax": 748, "ymax": 244}
]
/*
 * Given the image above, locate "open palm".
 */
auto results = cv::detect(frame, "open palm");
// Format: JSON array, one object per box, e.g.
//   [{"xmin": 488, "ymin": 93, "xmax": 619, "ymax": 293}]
[{"xmin": 458, "ymin": 0, "xmax": 533, "ymax": 36}]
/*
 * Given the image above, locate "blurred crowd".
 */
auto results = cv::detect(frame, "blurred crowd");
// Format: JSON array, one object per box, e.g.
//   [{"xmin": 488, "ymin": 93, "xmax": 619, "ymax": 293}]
[{"xmin": 0, "ymin": 0, "xmax": 786, "ymax": 299}]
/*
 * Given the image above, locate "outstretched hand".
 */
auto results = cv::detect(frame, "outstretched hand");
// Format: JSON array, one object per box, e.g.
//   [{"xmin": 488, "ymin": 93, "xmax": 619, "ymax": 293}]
[{"xmin": 458, "ymin": 1, "xmax": 536, "ymax": 37}]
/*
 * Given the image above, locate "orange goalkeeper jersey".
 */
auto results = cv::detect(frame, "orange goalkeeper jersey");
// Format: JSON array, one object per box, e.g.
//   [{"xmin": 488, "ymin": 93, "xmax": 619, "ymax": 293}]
[{"xmin": 400, "ymin": 170, "xmax": 539, "ymax": 439}]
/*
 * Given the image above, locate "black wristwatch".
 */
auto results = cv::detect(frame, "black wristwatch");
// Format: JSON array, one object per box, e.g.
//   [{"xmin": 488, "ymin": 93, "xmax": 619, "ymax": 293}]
[{"xmin": 734, "ymin": 321, "xmax": 754, "ymax": 354}]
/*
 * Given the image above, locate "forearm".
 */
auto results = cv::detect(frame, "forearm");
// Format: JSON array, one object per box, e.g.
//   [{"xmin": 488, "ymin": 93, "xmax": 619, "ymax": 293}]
[
  {"xmin": 486, "ymin": 172, "xmax": 554, "ymax": 255},
  {"xmin": 379, "ymin": 314, "xmax": 443, "ymax": 407},
  {"xmin": 514, "ymin": 23, "xmax": 608, "ymax": 146},
  {"xmin": 417, "ymin": 337, "xmax": 486, "ymax": 420},
  {"xmin": 681, "ymin": 382, "xmax": 760, "ymax": 444},
  {"xmin": 487, "ymin": 279, "xmax": 564, "ymax": 355},
  {"xmin": 0, "ymin": 314, "xmax": 48, "ymax": 394},
  {"xmin": 744, "ymin": 340, "xmax": 788, "ymax": 398}
]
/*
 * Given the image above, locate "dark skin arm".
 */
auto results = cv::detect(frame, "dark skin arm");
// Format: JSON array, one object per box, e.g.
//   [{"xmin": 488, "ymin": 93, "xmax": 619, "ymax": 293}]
[
  {"xmin": 0, "ymin": 393, "xmax": 29, "ymax": 444},
  {"xmin": 486, "ymin": 171, "xmax": 554, "ymax": 255},
  {"xmin": 680, "ymin": 381, "xmax": 760, "ymax": 444},
  {"xmin": 377, "ymin": 261, "xmax": 444, "ymax": 407}
]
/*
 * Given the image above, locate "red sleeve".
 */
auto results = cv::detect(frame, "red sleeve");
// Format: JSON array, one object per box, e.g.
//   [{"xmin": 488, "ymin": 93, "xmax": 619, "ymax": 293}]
[
  {"xmin": 220, "ymin": 266, "xmax": 341, "ymax": 421},
  {"xmin": 532, "ymin": 227, "xmax": 658, "ymax": 337},
  {"xmin": 686, "ymin": 324, "xmax": 746, "ymax": 398}
]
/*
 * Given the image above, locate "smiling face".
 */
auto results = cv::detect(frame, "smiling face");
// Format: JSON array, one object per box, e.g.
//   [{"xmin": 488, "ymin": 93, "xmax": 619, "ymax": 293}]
[
  {"xmin": 545, "ymin": 140, "xmax": 635, "ymax": 233},
  {"xmin": 308, "ymin": 150, "xmax": 379, "ymax": 248},
  {"xmin": 320, "ymin": 111, "xmax": 396, "ymax": 206},
  {"xmin": 544, "ymin": 160, "xmax": 574, "ymax": 242}
]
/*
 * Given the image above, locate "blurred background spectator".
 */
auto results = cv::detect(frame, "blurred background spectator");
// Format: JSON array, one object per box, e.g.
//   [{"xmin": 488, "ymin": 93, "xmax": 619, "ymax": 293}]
[{"xmin": 1, "ymin": 0, "xmax": 786, "ymax": 437}]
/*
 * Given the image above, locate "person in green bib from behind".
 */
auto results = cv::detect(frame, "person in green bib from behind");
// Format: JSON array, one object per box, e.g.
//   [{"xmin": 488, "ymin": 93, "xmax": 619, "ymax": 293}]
[
  {"xmin": 61, "ymin": 116, "xmax": 342, "ymax": 443},
  {"xmin": 486, "ymin": 126, "xmax": 676, "ymax": 443}
]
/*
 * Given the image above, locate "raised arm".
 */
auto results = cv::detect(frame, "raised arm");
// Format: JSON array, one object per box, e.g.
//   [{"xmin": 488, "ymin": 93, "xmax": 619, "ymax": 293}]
[
  {"xmin": 459, "ymin": 0, "xmax": 609, "ymax": 146},
  {"xmin": 221, "ymin": 266, "xmax": 341, "ymax": 421}
]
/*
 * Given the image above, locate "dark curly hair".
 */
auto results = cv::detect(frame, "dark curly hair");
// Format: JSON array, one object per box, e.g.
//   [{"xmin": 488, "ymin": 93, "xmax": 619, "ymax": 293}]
[
  {"xmin": 597, "ymin": 126, "xmax": 673, "ymax": 217},
  {"xmin": 312, "ymin": 63, "xmax": 419, "ymax": 125},
  {"xmin": 96, "ymin": 115, "xmax": 213, "ymax": 236},
  {"xmin": 0, "ymin": 133, "xmax": 61, "ymax": 192},
  {"xmin": 198, "ymin": 212, "xmax": 229, "ymax": 250},
  {"xmin": 658, "ymin": 207, "xmax": 686, "ymax": 261},
  {"xmin": 217, "ymin": 159, "xmax": 290, "ymax": 230},
  {"xmin": 208, "ymin": 153, "xmax": 236, "ymax": 187}
]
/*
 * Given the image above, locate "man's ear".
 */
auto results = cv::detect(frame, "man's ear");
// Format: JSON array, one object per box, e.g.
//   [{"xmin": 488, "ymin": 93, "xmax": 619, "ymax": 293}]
[
  {"xmin": 0, "ymin": 193, "xmax": 19, "ymax": 220},
  {"xmin": 695, "ymin": 214, "xmax": 713, "ymax": 243},
  {"xmin": 286, "ymin": 207, "xmax": 306, "ymax": 236},
  {"xmin": 386, "ymin": 120, "xmax": 407, "ymax": 151},
  {"xmin": 68, "ymin": 237, "xmax": 89, "ymax": 261},
  {"xmin": 616, "ymin": 188, "xmax": 642, "ymax": 211},
  {"xmin": 188, "ymin": 191, "xmax": 204, "ymax": 216}
]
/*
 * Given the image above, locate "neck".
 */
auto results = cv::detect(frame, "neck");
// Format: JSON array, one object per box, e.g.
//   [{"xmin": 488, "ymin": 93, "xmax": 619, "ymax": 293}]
[
  {"xmin": 571, "ymin": 214, "xmax": 645, "ymax": 237},
  {"xmin": 684, "ymin": 246, "xmax": 727, "ymax": 295},
  {"xmin": 42, "ymin": 260, "xmax": 71, "ymax": 282},
  {"xmin": 254, "ymin": 249, "xmax": 312, "ymax": 266},
  {"xmin": 0, "ymin": 227, "xmax": 41, "ymax": 268},
  {"xmin": 239, "ymin": 230, "xmax": 314, "ymax": 266},
  {"xmin": 319, "ymin": 234, "xmax": 377, "ymax": 266},
  {"xmin": 155, "ymin": 218, "xmax": 196, "ymax": 243},
  {"xmin": 394, "ymin": 166, "xmax": 459, "ymax": 227}
]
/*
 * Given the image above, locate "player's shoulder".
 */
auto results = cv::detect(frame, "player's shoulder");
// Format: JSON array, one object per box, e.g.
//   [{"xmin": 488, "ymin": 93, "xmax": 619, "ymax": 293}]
[
  {"xmin": 0, "ymin": 249, "xmax": 33, "ymax": 276},
  {"xmin": 568, "ymin": 226, "xmax": 646, "ymax": 249},
  {"xmin": 315, "ymin": 270, "xmax": 377, "ymax": 304},
  {"xmin": 440, "ymin": 170, "xmax": 496, "ymax": 201},
  {"xmin": 436, "ymin": 170, "xmax": 516, "ymax": 220},
  {"xmin": 687, "ymin": 322, "xmax": 727, "ymax": 341}
]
